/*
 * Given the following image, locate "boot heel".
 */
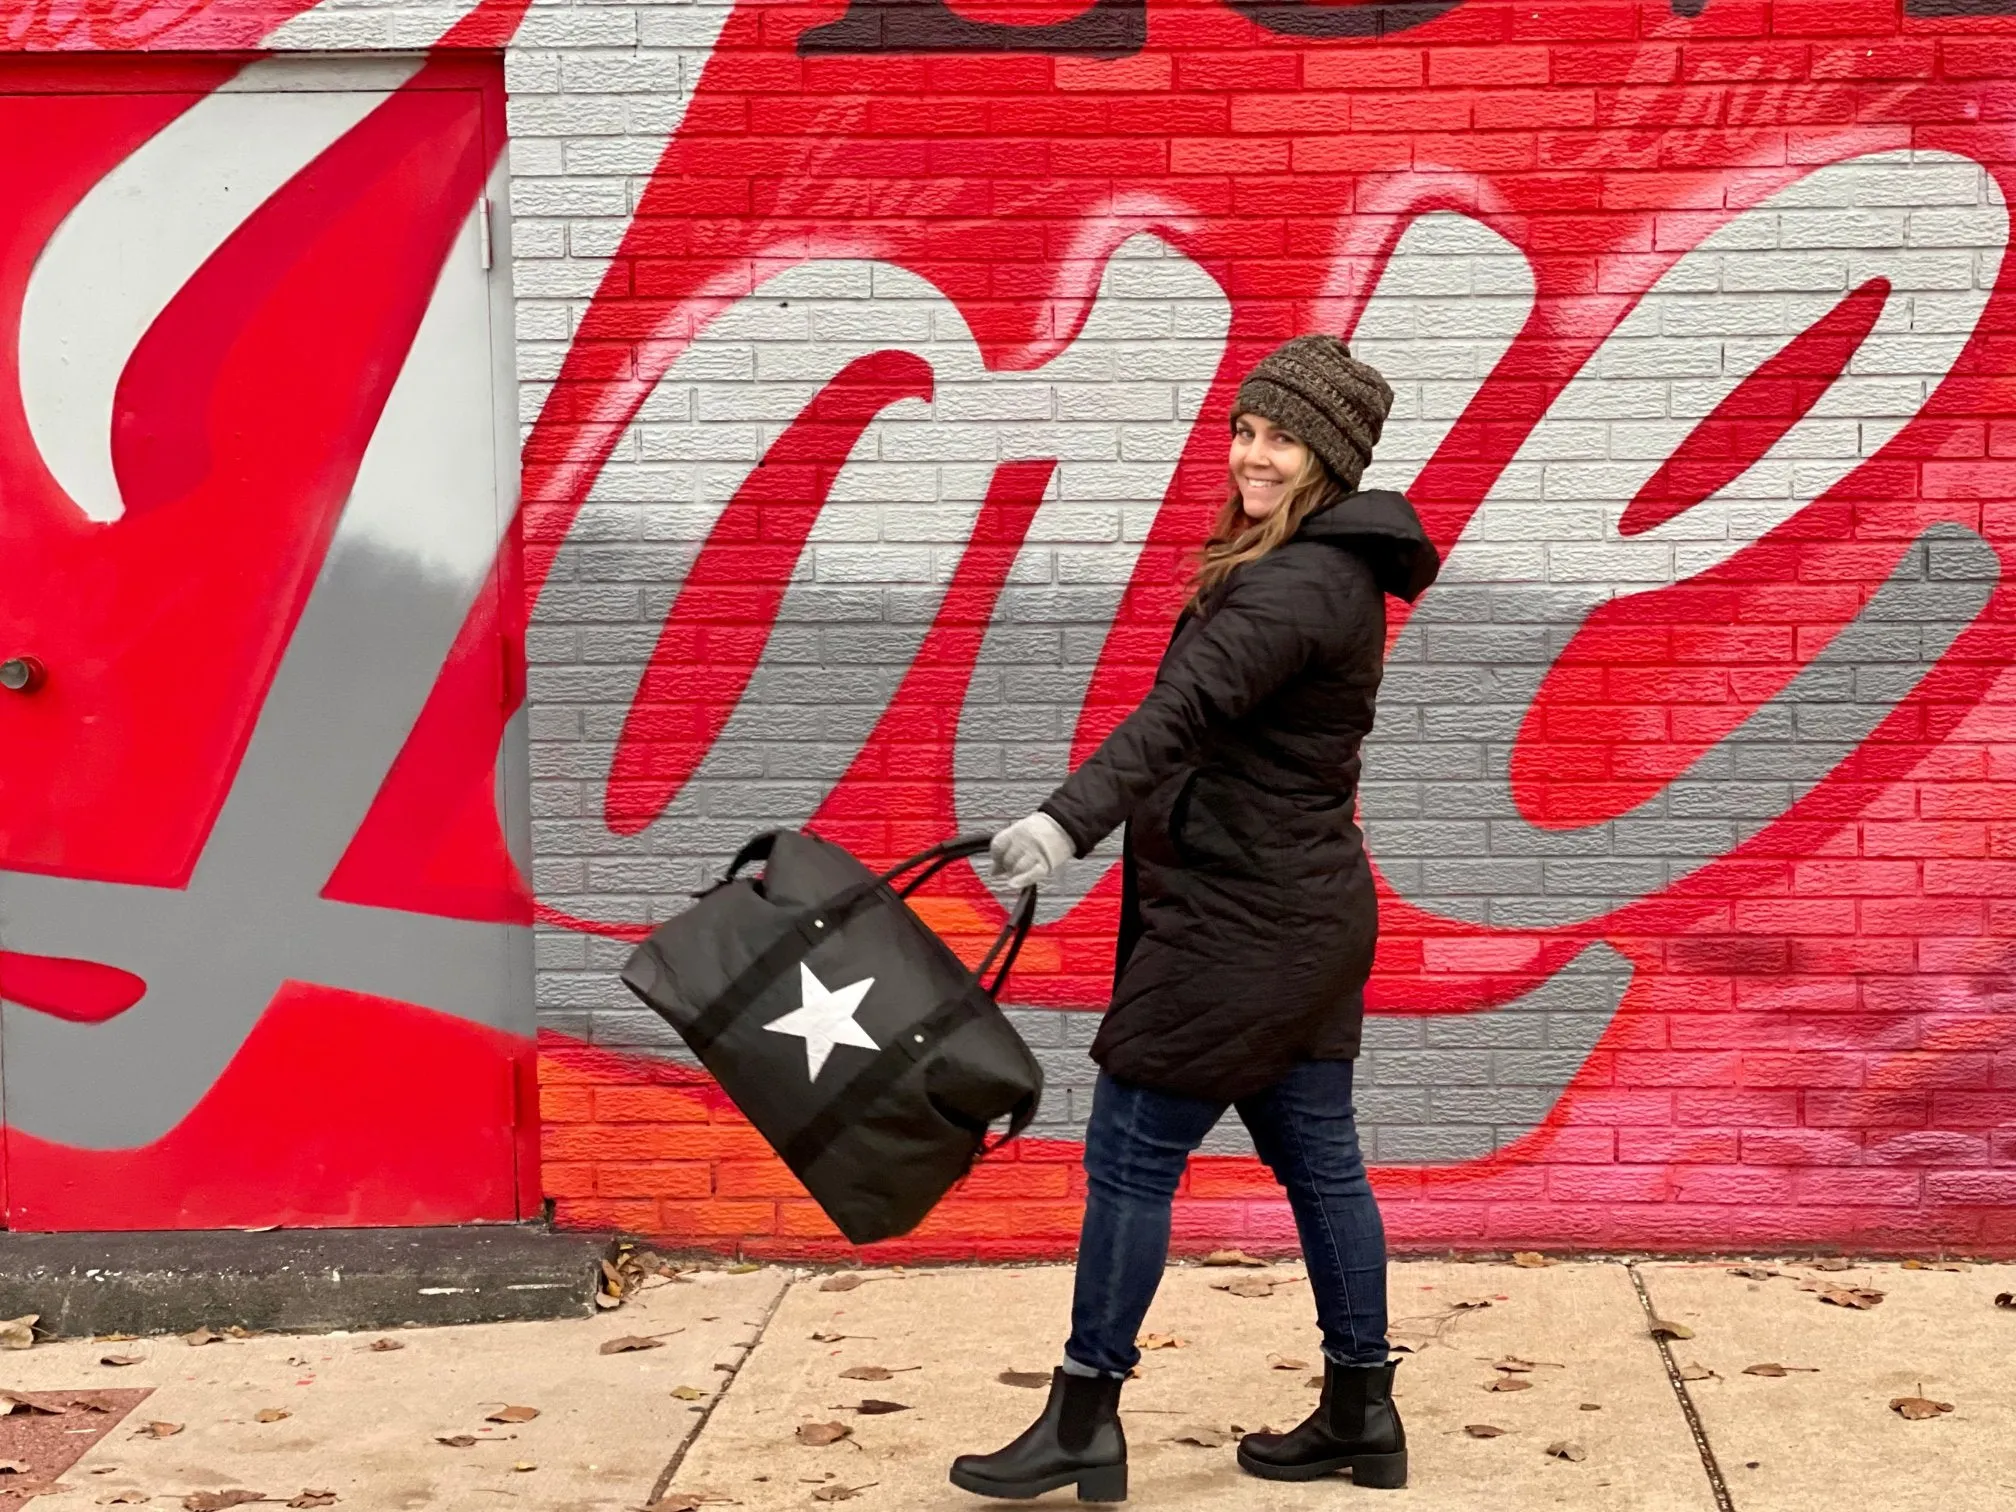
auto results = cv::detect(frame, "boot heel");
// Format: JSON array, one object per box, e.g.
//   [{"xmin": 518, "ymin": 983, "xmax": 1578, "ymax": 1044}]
[
  {"xmin": 1076, "ymin": 1464, "xmax": 1128, "ymax": 1502},
  {"xmin": 1350, "ymin": 1450, "xmax": 1407, "ymax": 1489}
]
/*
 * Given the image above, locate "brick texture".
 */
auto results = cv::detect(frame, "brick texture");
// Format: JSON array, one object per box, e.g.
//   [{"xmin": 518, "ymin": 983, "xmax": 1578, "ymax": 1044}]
[{"xmin": 40, "ymin": 0, "xmax": 2016, "ymax": 1257}]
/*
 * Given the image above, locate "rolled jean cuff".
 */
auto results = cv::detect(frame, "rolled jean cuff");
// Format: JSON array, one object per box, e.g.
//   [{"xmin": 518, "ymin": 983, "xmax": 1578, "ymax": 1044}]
[
  {"xmin": 1321, "ymin": 1343, "xmax": 1393, "ymax": 1368},
  {"xmin": 1062, "ymin": 1353, "xmax": 1127, "ymax": 1381}
]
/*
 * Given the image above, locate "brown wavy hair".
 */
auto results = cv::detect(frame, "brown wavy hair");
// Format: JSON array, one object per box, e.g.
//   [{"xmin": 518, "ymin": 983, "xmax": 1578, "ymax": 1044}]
[{"xmin": 1187, "ymin": 443, "xmax": 1341, "ymax": 609}]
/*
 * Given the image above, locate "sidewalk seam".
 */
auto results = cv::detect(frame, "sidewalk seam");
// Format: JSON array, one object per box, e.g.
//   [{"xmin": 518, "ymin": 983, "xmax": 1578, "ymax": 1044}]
[
  {"xmin": 1628, "ymin": 1261, "xmax": 1737, "ymax": 1512},
  {"xmin": 646, "ymin": 1268, "xmax": 798, "ymax": 1509}
]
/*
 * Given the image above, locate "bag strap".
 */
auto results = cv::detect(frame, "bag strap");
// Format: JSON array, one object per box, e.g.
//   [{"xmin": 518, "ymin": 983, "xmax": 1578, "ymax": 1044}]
[
  {"xmin": 975, "ymin": 883, "xmax": 1037, "ymax": 998},
  {"xmin": 723, "ymin": 831, "xmax": 779, "ymax": 881},
  {"xmin": 682, "ymin": 876, "xmax": 884, "ymax": 1056},
  {"xmin": 685, "ymin": 832, "xmax": 1038, "ymax": 1057},
  {"xmin": 779, "ymin": 989, "xmax": 1043, "ymax": 1175},
  {"xmin": 982, "ymin": 1088, "xmax": 1041, "ymax": 1157},
  {"xmin": 776, "ymin": 988, "xmax": 979, "ymax": 1173}
]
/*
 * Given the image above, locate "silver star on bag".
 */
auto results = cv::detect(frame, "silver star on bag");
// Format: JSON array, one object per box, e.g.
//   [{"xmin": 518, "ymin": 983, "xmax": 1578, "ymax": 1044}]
[{"xmin": 763, "ymin": 962, "xmax": 878, "ymax": 1078}]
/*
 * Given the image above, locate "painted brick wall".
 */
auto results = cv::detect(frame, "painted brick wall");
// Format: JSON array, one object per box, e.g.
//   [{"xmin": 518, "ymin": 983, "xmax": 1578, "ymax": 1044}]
[
  {"xmin": 505, "ymin": 0, "xmax": 2016, "ymax": 1260},
  {"xmin": 23, "ymin": 0, "xmax": 2016, "ymax": 1257}
]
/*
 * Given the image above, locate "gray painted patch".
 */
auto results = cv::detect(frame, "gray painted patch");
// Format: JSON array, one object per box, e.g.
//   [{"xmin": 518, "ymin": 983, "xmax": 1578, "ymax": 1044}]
[
  {"xmin": 0, "ymin": 536, "xmax": 531, "ymax": 1149},
  {"xmin": 1002, "ymin": 941, "xmax": 1635, "ymax": 1162},
  {"xmin": 1364, "ymin": 524, "xmax": 1999, "ymax": 928}
]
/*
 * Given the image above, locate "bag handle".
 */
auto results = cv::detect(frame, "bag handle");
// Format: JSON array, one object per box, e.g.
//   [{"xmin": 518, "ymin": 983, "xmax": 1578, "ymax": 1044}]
[
  {"xmin": 723, "ymin": 830, "xmax": 1037, "ymax": 1001},
  {"xmin": 974, "ymin": 881, "xmax": 1037, "ymax": 998}
]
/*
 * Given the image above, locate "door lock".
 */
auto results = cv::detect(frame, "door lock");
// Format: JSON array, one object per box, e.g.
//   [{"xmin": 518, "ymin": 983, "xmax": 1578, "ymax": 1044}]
[{"xmin": 0, "ymin": 655, "xmax": 46, "ymax": 693}]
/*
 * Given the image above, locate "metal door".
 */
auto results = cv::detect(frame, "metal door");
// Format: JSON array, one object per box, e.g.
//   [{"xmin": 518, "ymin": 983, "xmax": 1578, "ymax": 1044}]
[{"xmin": 0, "ymin": 55, "xmax": 533, "ymax": 1228}]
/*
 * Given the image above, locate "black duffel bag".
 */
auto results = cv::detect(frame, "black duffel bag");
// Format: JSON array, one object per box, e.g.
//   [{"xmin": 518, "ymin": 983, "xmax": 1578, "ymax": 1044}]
[{"xmin": 619, "ymin": 829, "xmax": 1044, "ymax": 1244}]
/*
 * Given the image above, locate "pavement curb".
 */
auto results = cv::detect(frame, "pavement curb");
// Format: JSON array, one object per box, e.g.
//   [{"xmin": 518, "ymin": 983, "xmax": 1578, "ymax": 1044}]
[{"xmin": 0, "ymin": 1224, "xmax": 614, "ymax": 1337}]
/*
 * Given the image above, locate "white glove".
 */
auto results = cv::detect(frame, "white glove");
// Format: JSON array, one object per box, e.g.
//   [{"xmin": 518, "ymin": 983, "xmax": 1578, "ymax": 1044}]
[{"xmin": 990, "ymin": 812, "xmax": 1076, "ymax": 891}]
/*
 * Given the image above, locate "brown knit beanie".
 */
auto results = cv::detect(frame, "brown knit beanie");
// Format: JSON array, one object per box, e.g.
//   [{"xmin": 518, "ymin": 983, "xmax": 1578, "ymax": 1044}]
[{"xmin": 1232, "ymin": 335, "xmax": 1393, "ymax": 492}]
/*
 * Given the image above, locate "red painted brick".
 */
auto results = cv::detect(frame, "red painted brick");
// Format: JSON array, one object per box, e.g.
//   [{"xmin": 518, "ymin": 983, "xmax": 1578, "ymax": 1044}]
[
  {"xmin": 1673, "ymin": 1166, "xmax": 1796, "ymax": 1205},
  {"xmin": 1429, "ymin": 46, "xmax": 1551, "ymax": 88},
  {"xmin": 1793, "ymin": 1169, "xmax": 1922, "ymax": 1207},
  {"xmin": 598, "ymin": 1162, "xmax": 712, "ymax": 1199}
]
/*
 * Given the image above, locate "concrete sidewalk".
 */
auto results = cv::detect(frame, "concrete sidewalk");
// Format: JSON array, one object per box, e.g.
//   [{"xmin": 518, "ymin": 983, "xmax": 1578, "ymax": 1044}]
[{"xmin": 3, "ymin": 1256, "xmax": 2010, "ymax": 1511}]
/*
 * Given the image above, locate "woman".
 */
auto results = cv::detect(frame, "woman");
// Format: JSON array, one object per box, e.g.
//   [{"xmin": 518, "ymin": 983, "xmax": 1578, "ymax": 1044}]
[{"xmin": 950, "ymin": 335, "xmax": 1440, "ymax": 1502}]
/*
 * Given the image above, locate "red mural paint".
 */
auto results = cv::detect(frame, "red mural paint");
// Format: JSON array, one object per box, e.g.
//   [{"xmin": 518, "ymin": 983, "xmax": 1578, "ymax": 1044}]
[
  {"xmin": 610, "ymin": 350, "xmax": 937, "ymax": 831},
  {"xmin": 0, "ymin": 53, "xmax": 529, "ymax": 1229},
  {"xmin": 3, "ymin": 988, "xmax": 529, "ymax": 1230},
  {"xmin": 513, "ymin": 0, "xmax": 2016, "ymax": 1254},
  {"xmin": 4, "ymin": 1, "xmax": 2016, "ymax": 1251}
]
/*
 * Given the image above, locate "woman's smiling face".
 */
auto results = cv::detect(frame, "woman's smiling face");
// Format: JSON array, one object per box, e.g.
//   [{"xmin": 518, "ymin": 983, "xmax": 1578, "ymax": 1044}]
[{"xmin": 1229, "ymin": 412, "xmax": 1310, "ymax": 522}]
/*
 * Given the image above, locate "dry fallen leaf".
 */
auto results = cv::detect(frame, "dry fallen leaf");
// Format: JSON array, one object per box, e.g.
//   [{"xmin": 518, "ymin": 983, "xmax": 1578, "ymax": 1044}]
[
  {"xmin": 182, "ymin": 1493, "xmax": 264, "ymax": 1511},
  {"xmin": 138, "ymin": 1422, "xmax": 184, "ymax": 1439},
  {"xmin": 1805, "ymin": 1257, "xmax": 1854, "ymax": 1272},
  {"xmin": 1266, "ymin": 1354, "xmax": 1308, "ymax": 1371},
  {"xmin": 1137, "ymin": 1333, "xmax": 1185, "ymax": 1351},
  {"xmin": 1579, "ymin": 1403, "xmax": 1602, "ymax": 1412},
  {"xmin": 599, "ymin": 1335, "xmax": 667, "ymax": 1355},
  {"xmin": 0, "ymin": 1390, "xmax": 64, "ymax": 1415},
  {"xmin": 1994, "ymin": 1293, "xmax": 2015, "ymax": 1310},
  {"xmin": 852, "ymin": 1400, "xmax": 909, "ymax": 1416},
  {"xmin": 725, "ymin": 1262, "xmax": 762, "ymax": 1275},
  {"xmin": 838, "ymin": 1366, "xmax": 892, "ymax": 1382},
  {"xmin": 997, "ymin": 1371, "xmax": 1050, "ymax": 1390},
  {"xmin": 512, "ymin": 1462, "xmax": 537, "ymax": 1473},
  {"xmin": 367, "ymin": 1339, "xmax": 404, "ymax": 1353},
  {"xmin": 1511, "ymin": 1252, "xmax": 1553, "ymax": 1268},
  {"xmin": 1213, "ymin": 1277, "xmax": 1278, "ymax": 1299},
  {"xmin": 796, "ymin": 1422, "xmax": 852, "ymax": 1447},
  {"xmin": 812, "ymin": 1485, "xmax": 876, "ymax": 1504},
  {"xmin": 97, "ymin": 1493, "xmax": 151, "ymax": 1505},
  {"xmin": 1900, "ymin": 1259, "xmax": 1969, "ymax": 1272},
  {"xmin": 1200, "ymin": 1249, "xmax": 1267, "ymax": 1268},
  {"xmin": 485, "ymin": 1406, "xmax": 539, "ymax": 1424},
  {"xmin": 1677, "ymin": 1364, "xmax": 1717, "ymax": 1382},
  {"xmin": 1891, "ymin": 1395, "xmax": 1954, "ymax": 1421},
  {"xmin": 645, "ymin": 1496, "xmax": 705, "ymax": 1512},
  {"xmin": 1743, "ymin": 1362, "xmax": 1788, "ymax": 1377},
  {"xmin": 1170, "ymin": 1426, "xmax": 1232, "ymax": 1448},
  {"xmin": 670, "ymin": 1385, "xmax": 708, "ymax": 1401},
  {"xmin": 1486, "ymin": 1377, "xmax": 1533, "ymax": 1393},
  {"xmin": 183, "ymin": 1328, "xmax": 226, "ymax": 1347},
  {"xmin": 255, "ymin": 1408, "xmax": 292, "ymax": 1423},
  {"xmin": 101, "ymin": 1355, "xmax": 144, "ymax": 1368},
  {"xmin": 1451, "ymin": 1299, "xmax": 1493, "ymax": 1311},
  {"xmin": 1818, "ymin": 1287, "xmax": 1885, "ymax": 1310},
  {"xmin": 435, "ymin": 1436, "xmax": 479, "ymax": 1448},
  {"xmin": 1648, "ymin": 1318, "xmax": 1695, "ymax": 1340},
  {"xmin": 1464, "ymin": 1424, "xmax": 1506, "ymax": 1438},
  {"xmin": 1492, "ymin": 1357, "xmax": 1537, "ymax": 1374},
  {"xmin": 0, "ymin": 1314, "xmax": 38, "ymax": 1350},
  {"xmin": 288, "ymin": 1495, "xmax": 338, "ymax": 1509},
  {"xmin": 819, "ymin": 1275, "xmax": 865, "ymax": 1293},
  {"xmin": 1728, "ymin": 1266, "xmax": 1780, "ymax": 1281},
  {"xmin": 0, "ymin": 1461, "xmax": 29, "ymax": 1475},
  {"xmin": 1545, "ymin": 1440, "xmax": 1588, "ymax": 1463}
]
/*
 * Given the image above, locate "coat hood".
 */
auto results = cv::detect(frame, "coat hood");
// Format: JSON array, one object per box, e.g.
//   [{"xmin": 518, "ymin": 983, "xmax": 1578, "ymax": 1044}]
[{"xmin": 1295, "ymin": 488, "xmax": 1442, "ymax": 603}]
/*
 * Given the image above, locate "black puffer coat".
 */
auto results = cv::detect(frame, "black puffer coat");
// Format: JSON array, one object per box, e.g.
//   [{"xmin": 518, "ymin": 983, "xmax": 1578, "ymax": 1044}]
[{"xmin": 1040, "ymin": 490, "xmax": 1439, "ymax": 1102}]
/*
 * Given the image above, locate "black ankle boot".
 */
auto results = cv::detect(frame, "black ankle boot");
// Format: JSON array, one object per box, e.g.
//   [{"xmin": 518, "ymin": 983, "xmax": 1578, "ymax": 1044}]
[
  {"xmin": 949, "ymin": 1367, "xmax": 1128, "ymax": 1502},
  {"xmin": 1236, "ymin": 1356, "xmax": 1406, "ymax": 1488}
]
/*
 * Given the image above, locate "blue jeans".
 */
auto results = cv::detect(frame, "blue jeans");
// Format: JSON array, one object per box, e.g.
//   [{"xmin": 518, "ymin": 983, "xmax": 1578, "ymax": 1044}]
[{"xmin": 1064, "ymin": 1060, "xmax": 1389, "ymax": 1376}]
